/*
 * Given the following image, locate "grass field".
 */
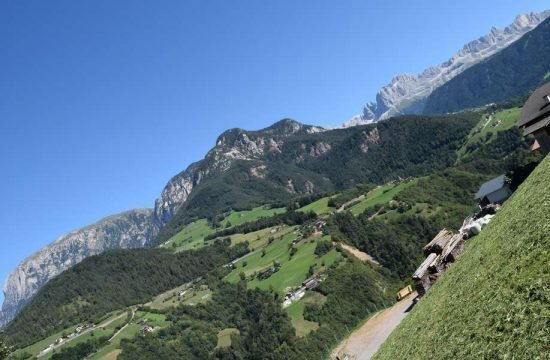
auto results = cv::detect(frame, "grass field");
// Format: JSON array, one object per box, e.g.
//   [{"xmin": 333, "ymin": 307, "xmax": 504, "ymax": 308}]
[
  {"xmin": 229, "ymin": 225, "xmax": 295, "ymax": 250},
  {"xmin": 147, "ymin": 281, "xmax": 194, "ymax": 310},
  {"xmin": 286, "ymin": 291, "xmax": 326, "ymax": 337},
  {"xmin": 221, "ymin": 206, "xmax": 286, "ymax": 227},
  {"xmin": 161, "ymin": 219, "xmax": 214, "ymax": 251},
  {"xmin": 161, "ymin": 207, "xmax": 287, "ymax": 251},
  {"xmin": 349, "ymin": 179, "xmax": 419, "ymax": 216},
  {"xmin": 298, "ymin": 197, "xmax": 335, "ymax": 215},
  {"xmin": 457, "ymin": 107, "xmax": 521, "ymax": 158},
  {"xmin": 216, "ymin": 328, "xmax": 240, "ymax": 348},
  {"xmin": 226, "ymin": 232, "xmax": 342, "ymax": 295},
  {"xmin": 374, "ymin": 156, "xmax": 550, "ymax": 359}
]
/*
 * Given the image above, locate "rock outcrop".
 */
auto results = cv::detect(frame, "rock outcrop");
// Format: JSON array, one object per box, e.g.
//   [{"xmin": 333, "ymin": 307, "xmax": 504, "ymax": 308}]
[
  {"xmin": 343, "ymin": 11, "xmax": 550, "ymax": 126},
  {"xmin": 0, "ymin": 209, "xmax": 155, "ymax": 328}
]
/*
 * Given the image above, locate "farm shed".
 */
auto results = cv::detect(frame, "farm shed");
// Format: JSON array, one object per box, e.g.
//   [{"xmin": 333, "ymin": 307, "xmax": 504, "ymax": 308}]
[{"xmin": 475, "ymin": 175, "xmax": 512, "ymax": 206}]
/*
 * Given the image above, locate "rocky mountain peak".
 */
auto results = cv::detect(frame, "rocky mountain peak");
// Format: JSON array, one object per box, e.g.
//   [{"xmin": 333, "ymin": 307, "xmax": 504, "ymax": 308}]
[{"xmin": 343, "ymin": 10, "xmax": 550, "ymax": 127}]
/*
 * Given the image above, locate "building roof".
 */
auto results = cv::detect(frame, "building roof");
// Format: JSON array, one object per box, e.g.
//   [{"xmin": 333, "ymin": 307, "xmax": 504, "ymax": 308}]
[
  {"xmin": 519, "ymin": 82, "xmax": 550, "ymax": 134},
  {"xmin": 475, "ymin": 175, "xmax": 507, "ymax": 199}
]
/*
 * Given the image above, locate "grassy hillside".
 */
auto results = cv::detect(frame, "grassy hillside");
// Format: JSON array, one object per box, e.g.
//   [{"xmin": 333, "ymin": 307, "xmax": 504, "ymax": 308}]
[
  {"xmin": 457, "ymin": 107, "xmax": 522, "ymax": 159},
  {"xmin": 374, "ymin": 155, "xmax": 550, "ymax": 359}
]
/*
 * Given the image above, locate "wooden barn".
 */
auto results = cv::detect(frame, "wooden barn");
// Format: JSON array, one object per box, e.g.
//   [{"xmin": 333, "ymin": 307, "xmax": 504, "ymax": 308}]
[{"xmin": 519, "ymin": 82, "xmax": 550, "ymax": 153}]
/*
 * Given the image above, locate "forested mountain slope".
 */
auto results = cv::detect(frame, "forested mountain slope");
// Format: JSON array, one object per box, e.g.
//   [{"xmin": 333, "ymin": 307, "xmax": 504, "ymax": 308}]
[
  {"xmin": 4, "ymin": 240, "xmax": 248, "ymax": 347},
  {"xmin": 157, "ymin": 114, "xmax": 479, "ymax": 243}
]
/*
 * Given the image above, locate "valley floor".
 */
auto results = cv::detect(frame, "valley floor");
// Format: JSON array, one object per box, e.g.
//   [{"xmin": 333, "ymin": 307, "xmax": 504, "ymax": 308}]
[{"xmin": 332, "ymin": 293, "xmax": 417, "ymax": 360}]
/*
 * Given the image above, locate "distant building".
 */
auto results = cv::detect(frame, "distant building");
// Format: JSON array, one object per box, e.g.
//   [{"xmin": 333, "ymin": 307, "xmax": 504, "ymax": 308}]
[
  {"xmin": 519, "ymin": 82, "xmax": 550, "ymax": 153},
  {"xmin": 475, "ymin": 175, "xmax": 512, "ymax": 206}
]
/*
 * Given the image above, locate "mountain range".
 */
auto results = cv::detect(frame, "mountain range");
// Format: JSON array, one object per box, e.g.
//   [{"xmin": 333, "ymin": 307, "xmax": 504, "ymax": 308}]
[
  {"xmin": 1, "ymin": 10, "xmax": 549, "ymax": 330},
  {"xmin": 343, "ymin": 11, "xmax": 550, "ymax": 127}
]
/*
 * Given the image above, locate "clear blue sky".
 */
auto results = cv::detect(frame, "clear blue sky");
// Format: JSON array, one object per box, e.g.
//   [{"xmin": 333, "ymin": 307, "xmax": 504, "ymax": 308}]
[{"xmin": 0, "ymin": 0, "xmax": 547, "ymax": 303}]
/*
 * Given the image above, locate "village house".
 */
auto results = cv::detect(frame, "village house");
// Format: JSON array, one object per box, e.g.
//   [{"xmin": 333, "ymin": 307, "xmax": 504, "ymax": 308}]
[
  {"xmin": 474, "ymin": 175, "xmax": 512, "ymax": 206},
  {"xmin": 519, "ymin": 82, "xmax": 550, "ymax": 153}
]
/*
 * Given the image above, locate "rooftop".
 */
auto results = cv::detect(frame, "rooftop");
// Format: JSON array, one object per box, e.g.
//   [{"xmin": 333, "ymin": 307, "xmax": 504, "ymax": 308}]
[
  {"xmin": 519, "ymin": 82, "xmax": 550, "ymax": 135},
  {"xmin": 475, "ymin": 175, "xmax": 507, "ymax": 199}
]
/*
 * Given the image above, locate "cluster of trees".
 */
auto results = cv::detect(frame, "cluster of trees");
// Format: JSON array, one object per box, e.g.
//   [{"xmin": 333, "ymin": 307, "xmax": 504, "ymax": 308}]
[
  {"xmin": 0, "ymin": 338, "xmax": 13, "ymax": 360},
  {"xmin": 4, "ymin": 239, "xmax": 249, "ymax": 347},
  {"xmin": 328, "ymin": 168, "xmax": 482, "ymax": 279},
  {"xmin": 50, "ymin": 336, "xmax": 109, "ymax": 360},
  {"xmin": 314, "ymin": 239, "xmax": 333, "ymax": 257},
  {"xmin": 117, "ymin": 256, "xmax": 396, "ymax": 360},
  {"xmin": 327, "ymin": 183, "xmax": 374, "ymax": 208},
  {"xmin": 119, "ymin": 282, "xmax": 295, "ymax": 359}
]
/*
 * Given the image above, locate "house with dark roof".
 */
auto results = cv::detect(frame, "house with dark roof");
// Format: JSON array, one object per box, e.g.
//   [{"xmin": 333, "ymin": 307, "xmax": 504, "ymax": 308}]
[
  {"xmin": 519, "ymin": 82, "xmax": 550, "ymax": 153},
  {"xmin": 475, "ymin": 175, "xmax": 512, "ymax": 206}
]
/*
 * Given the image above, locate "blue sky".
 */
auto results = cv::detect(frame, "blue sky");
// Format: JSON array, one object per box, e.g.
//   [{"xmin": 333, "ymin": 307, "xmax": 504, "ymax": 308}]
[{"xmin": 0, "ymin": 0, "xmax": 548, "ymax": 304}]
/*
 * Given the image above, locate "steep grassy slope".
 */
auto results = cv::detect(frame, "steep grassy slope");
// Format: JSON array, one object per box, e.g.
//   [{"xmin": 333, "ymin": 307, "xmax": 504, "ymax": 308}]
[
  {"xmin": 424, "ymin": 17, "xmax": 550, "ymax": 114},
  {"xmin": 457, "ymin": 107, "xmax": 522, "ymax": 159},
  {"xmin": 374, "ymin": 156, "xmax": 550, "ymax": 359}
]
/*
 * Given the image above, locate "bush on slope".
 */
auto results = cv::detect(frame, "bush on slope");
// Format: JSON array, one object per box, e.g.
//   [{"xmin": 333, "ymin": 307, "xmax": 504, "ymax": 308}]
[{"xmin": 373, "ymin": 156, "xmax": 550, "ymax": 359}]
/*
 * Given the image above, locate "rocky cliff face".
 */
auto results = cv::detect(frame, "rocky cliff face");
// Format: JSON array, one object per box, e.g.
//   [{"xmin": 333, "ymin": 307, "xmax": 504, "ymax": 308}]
[
  {"xmin": 343, "ymin": 11, "xmax": 550, "ymax": 127},
  {"xmin": 0, "ymin": 209, "xmax": 155, "ymax": 328}
]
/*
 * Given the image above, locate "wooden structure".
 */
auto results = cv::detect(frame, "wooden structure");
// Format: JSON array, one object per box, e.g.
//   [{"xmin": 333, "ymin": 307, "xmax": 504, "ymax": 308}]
[
  {"xmin": 396, "ymin": 285, "xmax": 413, "ymax": 301},
  {"xmin": 423, "ymin": 229, "xmax": 454, "ymax": 255},
  {"xmin": 414, "ymin": 229, "xmax": 467, "ymax": 296},
  {"xmin": 519, "ymin": 82, "xmax": 550, "ymax": 153}
]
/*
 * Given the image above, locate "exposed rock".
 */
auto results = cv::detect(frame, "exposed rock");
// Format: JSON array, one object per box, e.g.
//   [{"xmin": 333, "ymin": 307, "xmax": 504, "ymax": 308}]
[
  {"xmin": 309, "ymin": 142, "xmax": 332, "ymax": 157},
  {"xmin": 360, "ymin": 128, "xmax": 380, "ymax": 153},
  {"xmin": 0, "ymin": 209, "xmax": 155, "ymax": 328},
  {"xmin": 153, "ymin": 165, "xmax": 198, "ymax": 227},
  {"xmin": 304, "ymin": 180, "xmax": 315, "ymax": 194},
  {"xmin": 286, "ymin": 179, "xmax": 296, "ymax": 194},
  {"xmin": 250, "ymin": 165, "xmax": 268, "ymax": 179},
  {"xmin": 343, "ymin": 11, "xmax": 550, "ymax": 126}
]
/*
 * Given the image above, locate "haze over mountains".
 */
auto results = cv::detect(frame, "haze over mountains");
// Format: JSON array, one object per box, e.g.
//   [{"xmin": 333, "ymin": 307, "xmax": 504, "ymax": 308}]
[{"xmin": 1, "ymin": 10, "xmax": 549, "ymax": 329}]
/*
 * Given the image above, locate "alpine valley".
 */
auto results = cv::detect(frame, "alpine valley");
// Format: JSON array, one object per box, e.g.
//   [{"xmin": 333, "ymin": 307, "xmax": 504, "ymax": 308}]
[{"xmin": 1, "ymin": 9, "xmax": 549, "ymax": 360}]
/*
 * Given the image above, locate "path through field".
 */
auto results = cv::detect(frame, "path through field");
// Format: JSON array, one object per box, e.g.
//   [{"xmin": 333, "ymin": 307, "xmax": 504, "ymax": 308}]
[{"xmin": 332, "ymin": 293, "xmax": 417, "ymax": 360}]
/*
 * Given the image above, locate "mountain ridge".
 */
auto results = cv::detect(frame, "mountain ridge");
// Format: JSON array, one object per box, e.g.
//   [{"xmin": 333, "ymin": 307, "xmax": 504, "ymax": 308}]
[{"xmin": 343, "ymin": 10, "xmax": 550, "ymax": 127}]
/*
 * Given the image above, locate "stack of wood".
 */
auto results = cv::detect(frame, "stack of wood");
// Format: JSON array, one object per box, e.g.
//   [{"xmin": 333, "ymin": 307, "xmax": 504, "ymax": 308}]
[{"xmin": 413, "ymin": 229, "xmax": 467, "ymax": 296}]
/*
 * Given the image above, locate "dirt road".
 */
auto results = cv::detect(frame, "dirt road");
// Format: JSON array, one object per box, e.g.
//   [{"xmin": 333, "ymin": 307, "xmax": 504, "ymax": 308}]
[{"xmin": 332, "ymin": 293, "xmax": 417, "ymax": 360}]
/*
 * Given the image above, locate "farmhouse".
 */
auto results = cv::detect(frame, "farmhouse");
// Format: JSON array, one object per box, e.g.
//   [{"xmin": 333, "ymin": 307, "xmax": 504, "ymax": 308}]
[
  {"xmin": 519, "ymin": 82, "xmax": 550, "ymax": 153},
  {"xmin": 474, "ymin": 175, "xmax": 512, "ymax": 206}
]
